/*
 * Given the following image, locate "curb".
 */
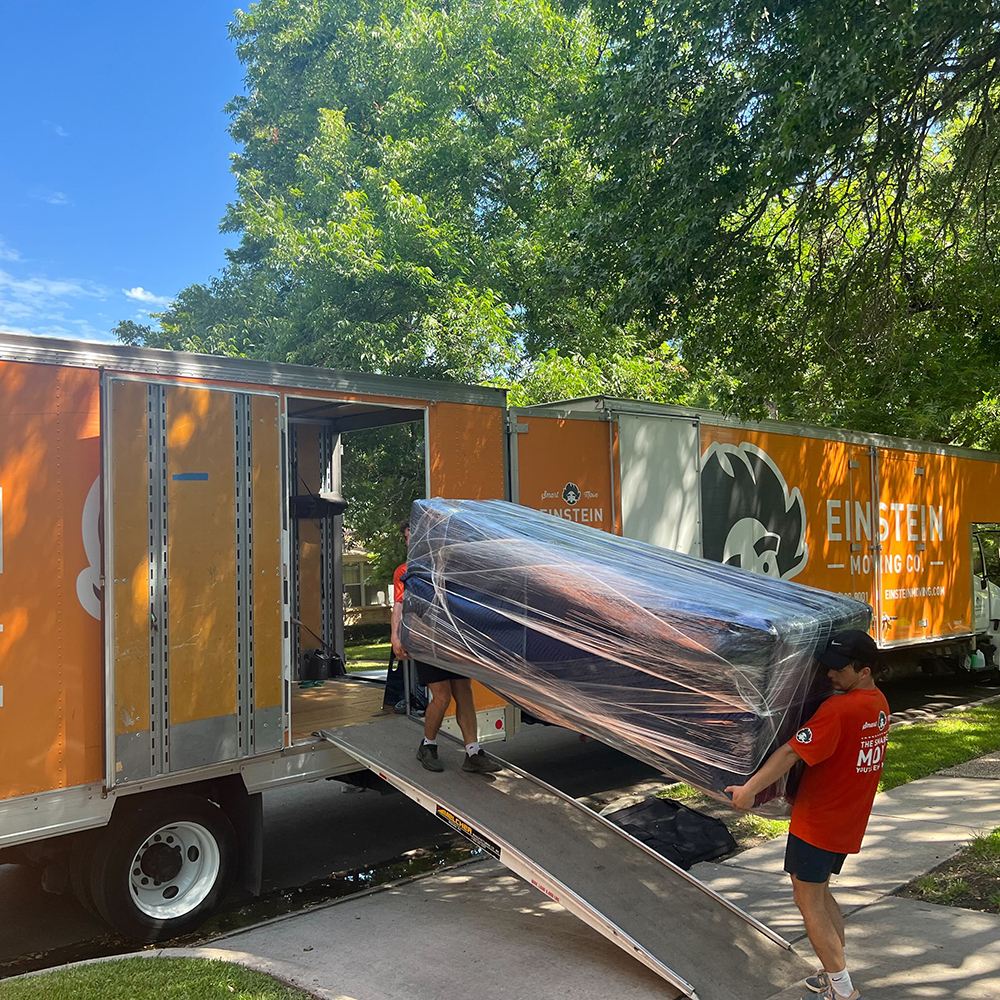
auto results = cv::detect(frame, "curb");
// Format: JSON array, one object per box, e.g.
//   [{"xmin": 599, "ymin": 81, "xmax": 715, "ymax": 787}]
[
  {"xmin": 0, "ymin": 856, "xmax": 489, "ymax": 994},
  {"xmin": 888, "ymin": 689, "xmax": 1000, "ymax": 730}
]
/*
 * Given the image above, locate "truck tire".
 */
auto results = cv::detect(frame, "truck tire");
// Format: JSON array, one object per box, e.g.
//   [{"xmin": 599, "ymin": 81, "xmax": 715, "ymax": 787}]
[
  {"xmin": 69, "ymin": 830, "xmax": 101, "ymax": 918},
  {"xmin": 90, "ymin": 792, "xmax": 238, "ymax": 942}
]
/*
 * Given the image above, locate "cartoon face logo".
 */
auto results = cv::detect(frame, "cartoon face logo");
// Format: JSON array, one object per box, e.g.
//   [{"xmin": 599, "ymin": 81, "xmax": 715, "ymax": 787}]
[
  {"xmin": 562, "ymin": 482, "xmax": 581, "ymax": 506},
  {"xmin": 76, "ymin": 477, "xmax": 102, "ymax": 621},
  {"xmin": 795, "ymin": 728, "xmax": 813, "ymax": 744},
  {"xmin": 701, "ymin": 442, "xmax": 808, "ymax": 579},
  {"xmin": 878, "ymin": 711, "xmax": 887, "ymax": 731}
]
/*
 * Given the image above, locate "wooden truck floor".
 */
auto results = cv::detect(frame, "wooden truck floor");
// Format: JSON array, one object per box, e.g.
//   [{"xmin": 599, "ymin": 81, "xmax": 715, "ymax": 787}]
[
  {"xmin": 321, "ymin": 716, "xmax": 813, "ymax": 1000},
  {"xmin": 291, "ymin": 676, "xmax": 386, "ymax": 742}
]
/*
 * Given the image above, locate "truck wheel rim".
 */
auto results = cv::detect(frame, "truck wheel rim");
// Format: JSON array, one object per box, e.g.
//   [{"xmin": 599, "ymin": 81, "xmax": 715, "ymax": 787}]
[{"xmin": 129, "ymin": 821, "xmax": 220, "ymax": 920}]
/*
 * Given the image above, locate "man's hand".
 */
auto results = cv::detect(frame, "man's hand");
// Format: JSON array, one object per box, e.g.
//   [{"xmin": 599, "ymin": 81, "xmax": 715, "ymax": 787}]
[
  {"xmin": 725, "ymin": 784, "xmax": 755, "ymax": 812},
  {"xmin": 392, "ymin": 638, "xmax": 408, "ymax": 660},
  {"xmin": 724, "ymin": 743, "xmax": 800, "ymax": 813}
]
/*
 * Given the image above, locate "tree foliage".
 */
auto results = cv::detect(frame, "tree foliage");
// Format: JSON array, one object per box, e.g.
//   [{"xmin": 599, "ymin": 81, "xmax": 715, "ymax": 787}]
[
  {"xmin": 120, "ymin": 0, "xmax": 615, "ymax": 386},
  {"xmin": 116, "ymin": 0, "xmax": 1000, "ymax": 449},
  {"xmin": 586, "ymin": 0, "xmax": 1000, "ymax": 440}
]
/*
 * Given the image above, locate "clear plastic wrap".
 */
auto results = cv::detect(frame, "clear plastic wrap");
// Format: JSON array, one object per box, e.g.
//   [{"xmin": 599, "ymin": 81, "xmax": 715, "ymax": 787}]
[{"xmin": 400, "ymin": 499, "xmax": 873, "ymax": 807}]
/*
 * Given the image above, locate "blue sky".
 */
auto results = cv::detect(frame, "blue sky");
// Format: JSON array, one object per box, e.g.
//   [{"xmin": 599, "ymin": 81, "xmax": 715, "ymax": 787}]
[{"xmin": 0, "ymin": 2, "xmax": 249, "ymax": 343}]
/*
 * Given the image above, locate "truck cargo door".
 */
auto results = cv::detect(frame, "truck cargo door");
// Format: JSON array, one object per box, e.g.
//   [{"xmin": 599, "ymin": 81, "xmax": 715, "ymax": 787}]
[
  {"xmin": 508, "ymin": 410, "xmax": 615, "ymax": 532},
  {"xmin": 846, "ymin": 446, "xmax": 877, "ymax": 610},
  {"xmin": 615, "ymin": 412, "xmax": 701, "ymax": 555},
  {"xmin": 972, "ymin": 527, "xmax": 1000, "ymax": 641},
  {"xmin": 874, "ymin": 449, "xmax": 957, "ymax": 646},
  {"xmin": 105, "ymin": 377, "xmax": 284, "ymax": 786}
]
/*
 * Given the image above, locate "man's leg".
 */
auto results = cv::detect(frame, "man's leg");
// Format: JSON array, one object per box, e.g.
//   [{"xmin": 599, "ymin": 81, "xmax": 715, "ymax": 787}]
[
  {"xmin": 791, "ymin": 874, "xmax": 846, "ymax": 973},
  {"xmin": 450, "ymin": 678, "xmax": 478, "ymax": 745},
  {"xmin": 415, "ymin": 680, "xmax": 454, "ymax": 771},
  {"xmin": 824, "ymin": 884, "xmax": 845, "ymax": 948},
  {"xmin": 423, "ymin": 680, "xmax": 453, "ymax": 740}
]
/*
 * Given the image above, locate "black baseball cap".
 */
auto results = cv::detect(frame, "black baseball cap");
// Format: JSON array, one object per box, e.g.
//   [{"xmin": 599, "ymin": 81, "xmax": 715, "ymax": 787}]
[{"xmin": 820, "ymin": 629, "xmax": 878, "ymax": 670}]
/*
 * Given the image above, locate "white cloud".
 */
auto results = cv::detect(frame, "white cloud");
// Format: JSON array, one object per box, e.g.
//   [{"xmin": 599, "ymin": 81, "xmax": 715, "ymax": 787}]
[
  {"xmin": 30, "ymin": 187, "xmax": 70, "ymax": 206},
  {"xmin": 42, "ymin": 119, "xmax": 70, "ymax": 138},
  {"xmin": 0, "ymin": 239, "xmax": 19, "ymax": 262},
  {"xmin": 124, "ymin": 286, "xmax": 172, "ymax": 307},
  {"xmin": 0, "ymin": 267, "xmax": 114, "ymax": 343}
]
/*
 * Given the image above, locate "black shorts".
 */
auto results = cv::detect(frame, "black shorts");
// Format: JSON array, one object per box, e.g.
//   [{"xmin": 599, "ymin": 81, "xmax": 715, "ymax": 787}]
[
  {"xmin": 783, "ymin": 833, "xmax": 848, "ymax": 883},
  {"xmin": 414, "ymin": 659, "xmax": 465, "ymax": 686}
]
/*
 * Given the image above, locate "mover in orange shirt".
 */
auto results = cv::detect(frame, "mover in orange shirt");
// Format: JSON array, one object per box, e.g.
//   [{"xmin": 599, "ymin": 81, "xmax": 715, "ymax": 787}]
[{"xmin": 726, "ymin": 630, "xmax": 889, "ymax": 1000}]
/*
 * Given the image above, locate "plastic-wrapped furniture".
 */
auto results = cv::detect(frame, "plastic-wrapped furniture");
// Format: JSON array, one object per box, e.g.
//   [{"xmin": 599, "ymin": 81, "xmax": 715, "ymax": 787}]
[{"xmin": 400, "ymin": 499, "xmax": 872, "ymax": 805}]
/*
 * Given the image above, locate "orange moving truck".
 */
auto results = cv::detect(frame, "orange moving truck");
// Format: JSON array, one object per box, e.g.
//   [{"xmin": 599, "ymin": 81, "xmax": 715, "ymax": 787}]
[
  {"xmin": 510, "ymin": 397, "xmax": 1000, "ymax": 673},
  {"xmin": 0, "ymin": 333, "xmax": 510, "ymax": 940}
]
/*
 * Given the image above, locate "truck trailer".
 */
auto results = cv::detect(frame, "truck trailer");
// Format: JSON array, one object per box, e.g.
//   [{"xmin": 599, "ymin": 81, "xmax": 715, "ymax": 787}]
[
  {"xmin": 509, "ymin": 396, "xmax": 1000, "ymax": 672},
  {"xmin": 0, "ymin": 333, "xmax": 511, "ymax": 941}
]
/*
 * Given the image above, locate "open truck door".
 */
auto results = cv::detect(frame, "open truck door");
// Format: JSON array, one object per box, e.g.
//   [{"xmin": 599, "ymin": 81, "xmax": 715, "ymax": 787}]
[
  {"xmin": 105, "ymin": 376, "xmax": 285, "ymax": 787},
  {"xmin": 972, "ymin": 526, "xmax": 1000, "ymax": 671}
]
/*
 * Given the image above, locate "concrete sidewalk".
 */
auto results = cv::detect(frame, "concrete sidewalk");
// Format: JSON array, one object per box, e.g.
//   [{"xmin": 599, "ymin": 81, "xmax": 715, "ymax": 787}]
[
  {"xmin": 169, "ymin": 758, "xmax": 1000, "ymax": 1000},
  {"xmin": 693, "ymin": 763, "xmax": 1000, "ymax": 999}
]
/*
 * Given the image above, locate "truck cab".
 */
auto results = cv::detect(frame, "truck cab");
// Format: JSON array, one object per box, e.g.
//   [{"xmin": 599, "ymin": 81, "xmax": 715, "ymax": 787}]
[{"xmin": 972, "ymin": 526, "xmax": 1000, "ymax": 663}]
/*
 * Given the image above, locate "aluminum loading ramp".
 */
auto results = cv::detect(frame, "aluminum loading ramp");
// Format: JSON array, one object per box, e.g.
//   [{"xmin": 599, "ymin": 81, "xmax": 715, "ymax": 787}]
[{"xmin": 321, "ymin": 719, "xmax": 812, "ymax": 1000}]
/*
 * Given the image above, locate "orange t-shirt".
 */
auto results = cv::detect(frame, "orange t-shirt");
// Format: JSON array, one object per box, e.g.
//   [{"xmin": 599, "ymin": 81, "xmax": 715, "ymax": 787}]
[
  {"xmin": 393, "ymin": 563, "xmax": 406, "ymax": 604},
  {"xmin": 788, "ymin": 686, "xmax": 890, "ymax": 854}
]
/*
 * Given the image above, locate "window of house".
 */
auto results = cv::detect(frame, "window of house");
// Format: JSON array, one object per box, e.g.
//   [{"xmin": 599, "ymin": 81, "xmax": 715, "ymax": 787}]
[{"xmin": 343, "ymin": 561, "xmax": 363, "ymax": 609}]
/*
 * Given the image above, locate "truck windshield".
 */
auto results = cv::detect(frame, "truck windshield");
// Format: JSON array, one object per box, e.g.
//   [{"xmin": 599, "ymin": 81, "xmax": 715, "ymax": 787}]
[{"xmin": 974, "ymin": 529, "xmax": 1000, "ymax": 583}]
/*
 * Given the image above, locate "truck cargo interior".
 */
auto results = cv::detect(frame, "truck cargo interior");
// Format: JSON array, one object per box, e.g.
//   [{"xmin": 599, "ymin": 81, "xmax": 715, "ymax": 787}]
[{"xmin": 286, "ymin": 396, "xmax": 426, "ymax": 744}]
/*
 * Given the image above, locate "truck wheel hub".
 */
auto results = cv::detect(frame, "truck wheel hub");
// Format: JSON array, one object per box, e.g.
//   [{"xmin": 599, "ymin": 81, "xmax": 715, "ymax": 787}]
[
  {"xmin": 129, "ymin": 820, "xmax": 221, "ymax": 920},
  {"xmin": 139, "ymin": 842, "xmax": 183, "ymax": 882}
]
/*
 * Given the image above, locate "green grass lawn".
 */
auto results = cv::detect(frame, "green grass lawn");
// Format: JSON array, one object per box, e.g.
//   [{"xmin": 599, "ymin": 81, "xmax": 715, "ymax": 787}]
[
  {"xmin": 901, "ymin": 825, "xmax": 1000, "ymax": 912},
  {"xmin": 879, "ymin": 702, "xmax": 1000, "ymax": 791},
  {"xmin": 344, "ymin": 640, "xmax": 391, "ymax": 670},
  {"xmin": 0, "ymin": 958, "xmax": 311, "ymax": 1000}
]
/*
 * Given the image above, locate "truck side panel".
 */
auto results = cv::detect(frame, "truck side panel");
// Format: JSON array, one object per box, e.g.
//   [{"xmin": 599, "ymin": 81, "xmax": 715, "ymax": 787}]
[
  {"xmin": 511, "ymin": 414, "xmax": 614, "ymax": 530},
  {"xmin": 698, "ymin": 424, "xmax": 1000, "ymax": 646},
  {"xmin": 428, "ymin": 400, "xmax": 507, "ymax": 713},
  {"xmin": 0, "ymin": 362, "xmax": 102, "ymax": 800},
  {"xmin": 699, "ymin": 425, "xmax": 868, "ymax": 598},
  {"xmin": 428, "ymin": 402, "xmax": 506, "ymax": 503}
]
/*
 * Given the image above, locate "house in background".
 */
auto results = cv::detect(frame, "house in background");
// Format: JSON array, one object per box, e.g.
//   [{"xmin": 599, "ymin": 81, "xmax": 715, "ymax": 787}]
[{"xmin": 343, "ymin": 544, "xmax": 391, "ymax": 625}]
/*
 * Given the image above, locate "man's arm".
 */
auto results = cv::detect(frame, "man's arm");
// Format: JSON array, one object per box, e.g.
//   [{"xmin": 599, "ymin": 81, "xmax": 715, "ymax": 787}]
[
  {"xmin": 724, "ymin": 743, "xmax": 801, "ymax": 811},
  {"xmin": 391, "ymin": 600, "xmax": 408, "ymax": 660}
]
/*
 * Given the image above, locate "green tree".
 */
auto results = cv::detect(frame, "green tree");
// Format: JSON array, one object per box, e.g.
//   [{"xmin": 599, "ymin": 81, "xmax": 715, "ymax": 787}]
[
  {"xmin": 584, "ymin": 0, "xmax": 1000, "ymax": 440},
  {"xmin": 119, "ymin": 0, "xmax": 612, "ymax": 386}
]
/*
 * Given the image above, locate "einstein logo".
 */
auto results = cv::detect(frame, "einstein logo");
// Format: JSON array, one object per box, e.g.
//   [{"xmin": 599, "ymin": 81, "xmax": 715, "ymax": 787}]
[
  {"xmin": 701, "ymin": 442, "xmax": 808, "ymax": 580},
  {"xmin": 878, "ymin": 711, "xmax": 887, "ymax": 731},
  {"xmin": 562, "ymin": 482, "xmax": 581, "ymax": 506},
  {"xmin": 795, "ymin": 728, "xmax": 813, "ymax": 744}
]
